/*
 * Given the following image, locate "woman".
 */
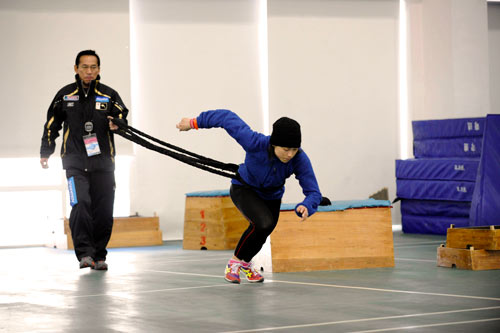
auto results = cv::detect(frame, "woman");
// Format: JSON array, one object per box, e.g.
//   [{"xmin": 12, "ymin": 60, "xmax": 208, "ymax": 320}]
[{"xmin": 176, "ymin": 109, "xmax": 322, "ymax": 283}]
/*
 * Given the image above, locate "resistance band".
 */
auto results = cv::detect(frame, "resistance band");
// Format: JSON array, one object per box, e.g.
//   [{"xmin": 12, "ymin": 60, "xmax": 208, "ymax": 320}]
[{"xmin": 111, "ymin": 118, "xmax": 240, "ymax": 180}]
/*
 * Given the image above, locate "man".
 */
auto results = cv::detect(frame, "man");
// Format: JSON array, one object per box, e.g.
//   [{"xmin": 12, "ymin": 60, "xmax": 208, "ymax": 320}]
[{"xmin": 40, "ymin": 50, "xmax": 128, "ymax": 270}]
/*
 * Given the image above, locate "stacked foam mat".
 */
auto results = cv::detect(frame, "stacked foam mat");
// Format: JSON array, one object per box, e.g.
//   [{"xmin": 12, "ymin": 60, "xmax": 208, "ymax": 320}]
[
  {"xmin": 469, "ymin": 114, "xmax": 500, "ymax": 227},
  {"xmin": 396, "ymin": 117, "xmax": 484, "ymax": 235}
]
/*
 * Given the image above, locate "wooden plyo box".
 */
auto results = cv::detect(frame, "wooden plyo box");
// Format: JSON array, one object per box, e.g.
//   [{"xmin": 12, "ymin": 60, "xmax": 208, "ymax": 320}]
[
  {"xmin": 446, "ymin": 225, "xmax": 499, "ymax": 250},
  {"xmin": 64, "ymin": 216, "xmax": 163, "ymax": 249},
  {"xmin": 183, "ymin": 194, "xmax": 248, "ymax": 250},
  {"xmin": 437, "ymin": 244, "xmax": 500, "ymax": 270},
  {"xmin": 437, "ymin": 225, "xmax": 500, "ymax": 270},
  {"xmin": 265, "ymin": 206, "xmax": 394, "ymax": 272}
]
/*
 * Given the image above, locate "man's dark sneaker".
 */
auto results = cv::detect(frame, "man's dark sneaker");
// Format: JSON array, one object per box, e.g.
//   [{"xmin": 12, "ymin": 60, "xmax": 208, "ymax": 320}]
[
  {"xmin": 92, "ymin": 260, "xmax": 108, "ymax": 271},
  {"xmin": 79, "ymin": 256, "xmax": 95, "ymax": 269}
]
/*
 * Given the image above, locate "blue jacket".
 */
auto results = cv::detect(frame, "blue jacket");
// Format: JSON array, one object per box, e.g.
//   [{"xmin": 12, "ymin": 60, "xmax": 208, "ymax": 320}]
[{"xmin": 196, "ymin": 109, "xmax": 322, "ymax": 217}]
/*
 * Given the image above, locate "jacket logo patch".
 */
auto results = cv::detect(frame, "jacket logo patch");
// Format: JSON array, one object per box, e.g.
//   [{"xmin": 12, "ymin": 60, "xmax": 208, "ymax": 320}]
[
  {"xmin": 67, "ymin": 102, "xmax": 74, "ymax": 107},
  {"xmin": 96, "ymin": 96, "xmax": 110, "ymax": 103},
  {"xmin": 96, "ymin": 102, "xmax": 108, "ymax": 110},
  {"xmin": 64, "ymin": 95, "xmax": 79, "ymax": 101}
]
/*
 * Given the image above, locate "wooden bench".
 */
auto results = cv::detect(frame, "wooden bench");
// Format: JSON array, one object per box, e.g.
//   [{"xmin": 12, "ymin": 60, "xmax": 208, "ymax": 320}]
[{"xmin": 64, "ymin": 215, "xmax": 163, "ymax": 249}]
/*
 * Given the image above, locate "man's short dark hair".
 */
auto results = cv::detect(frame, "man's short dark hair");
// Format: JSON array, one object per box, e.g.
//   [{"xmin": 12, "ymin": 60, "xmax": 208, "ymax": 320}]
[{"xmin": 75, "ymin": 50, "xmax": 100, "ymax": 67}]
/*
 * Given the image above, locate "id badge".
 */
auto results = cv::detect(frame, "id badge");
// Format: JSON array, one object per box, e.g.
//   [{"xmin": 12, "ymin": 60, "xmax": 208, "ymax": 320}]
[{"xmin": 83, "ymin": 133, "xmax": 101, "ymax": 156}]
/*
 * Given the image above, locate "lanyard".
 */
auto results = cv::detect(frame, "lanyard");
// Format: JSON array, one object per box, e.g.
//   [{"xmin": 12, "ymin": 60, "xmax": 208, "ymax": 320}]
[{"xmin": 81, "ymin": 83, "xmax": 94, "ymax": 134}]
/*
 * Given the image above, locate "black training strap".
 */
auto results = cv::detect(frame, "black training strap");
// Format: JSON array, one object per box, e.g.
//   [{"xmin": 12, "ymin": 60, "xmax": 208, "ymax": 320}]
[{"xmin": 111, "ymin": 118, "xmax": 240, "ymax": 179}]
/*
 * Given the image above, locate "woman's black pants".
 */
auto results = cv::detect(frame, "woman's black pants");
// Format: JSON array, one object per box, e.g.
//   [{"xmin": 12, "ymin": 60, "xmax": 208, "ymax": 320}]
[{"xmin": 229, "ymin": 184, "xmax": 281, "ymax": 262}]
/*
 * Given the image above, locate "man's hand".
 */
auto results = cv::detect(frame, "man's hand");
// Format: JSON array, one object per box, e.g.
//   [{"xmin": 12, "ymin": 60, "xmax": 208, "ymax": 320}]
[
  {"xmin": 108, "ymin": 116, "xmax": 119, "ymax": 131},
  {"xmin": 40, "ymin": 158, "xmax": 49, "ymax": 169},
  {"xmin": 296, "ymin": 205, "xmax": 309, "ymax": 222},
  {"xmin": 176, "ymin": 118, "xmax": 192, "ymax": 131}
]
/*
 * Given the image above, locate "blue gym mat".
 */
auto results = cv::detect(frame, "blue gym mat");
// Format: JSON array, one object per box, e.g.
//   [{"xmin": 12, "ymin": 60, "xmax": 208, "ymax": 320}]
[
  {"xmin": 396, "ymin": 179, "xmax": 475, "ymax": 202},
  {"xmin": 400, "ymin": 199, "xmax": 471, "ymax": 217},
  {"xmin": 412, "ymin": 117, "xmax": 484, "ymax": 140},
  {"xmin": 469, "ymin": 114, "xmax": 500, "ymax": 227},
  {"xmin": 395, "ymin": 158, "xmax": 479, "ymax": 181},
  {"xmin": 280, "ymin": 199, "xmax": 391, "ymax": 212},
  {"xmin": 413, "ymin": 137, "xmax": 483, "ymax": 158},
  {"xmin": 186, "ymin": 189, "xmax": 230, "ymax": 197},
  {"xmin": 401, "ymin": 214, "xmax": 470, "ymax": 235},
  {"xmin": 185, "ymin": 190, "xmax": 391, "ymax": 212}
]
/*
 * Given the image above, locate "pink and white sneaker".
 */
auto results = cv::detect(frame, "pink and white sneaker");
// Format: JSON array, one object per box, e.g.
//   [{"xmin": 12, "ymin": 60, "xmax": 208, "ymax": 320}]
[
  {"xmin": 240, "ymin": 261, "xmax": 264, "ymax": 283},
  {"xmin": 224, "ymin": 260, "xmax": 241, "ymax": 284}
]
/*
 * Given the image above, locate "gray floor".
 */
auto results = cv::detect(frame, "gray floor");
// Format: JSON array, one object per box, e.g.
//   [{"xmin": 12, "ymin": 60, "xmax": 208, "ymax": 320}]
[{"xmin": 1, "ymin": 231, "xmax": 500, "ymax": 333}]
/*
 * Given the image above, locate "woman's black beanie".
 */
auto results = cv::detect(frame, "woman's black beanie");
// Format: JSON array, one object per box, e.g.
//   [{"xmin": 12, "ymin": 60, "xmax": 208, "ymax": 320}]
[{"xmin": 270, "ymin": 117, "xmax": 301, "ymax": 148}]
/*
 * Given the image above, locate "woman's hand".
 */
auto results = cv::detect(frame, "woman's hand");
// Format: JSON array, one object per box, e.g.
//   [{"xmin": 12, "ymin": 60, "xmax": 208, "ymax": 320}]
[
  {"xmin": 296, "ymin": 205, "xmax": 309, "ymax": 222},
  {"xmin": 176, "ymin": 118, "xmax": 192, "ymax": 131}
]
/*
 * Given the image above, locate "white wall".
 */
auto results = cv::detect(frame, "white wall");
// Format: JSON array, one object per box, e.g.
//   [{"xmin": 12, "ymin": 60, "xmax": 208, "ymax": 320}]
[
  {"xmin": 129, "ymin": 0, "xmax": 401, "ymax": 239},
  {"xmin": 407, "ymin": 0, "xmax": 490, "ymax": 122},
  {"xmin": 489, "ymin": 2, "xmax": 500, "ymax": 113},
  {"xmin": 0, "ymin": 0, "xmax": 132, "ymax": 246},
  {"xmin": 268, "ymin": 0, "xmax": 399, "ymax": 206},
  {"xmin": 0, "ymin": 0, "xmax": 132, "ymax": 157},
  {"xmin": 129, "ymin": 0, "xmax": 263, "ymax": 239}
]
